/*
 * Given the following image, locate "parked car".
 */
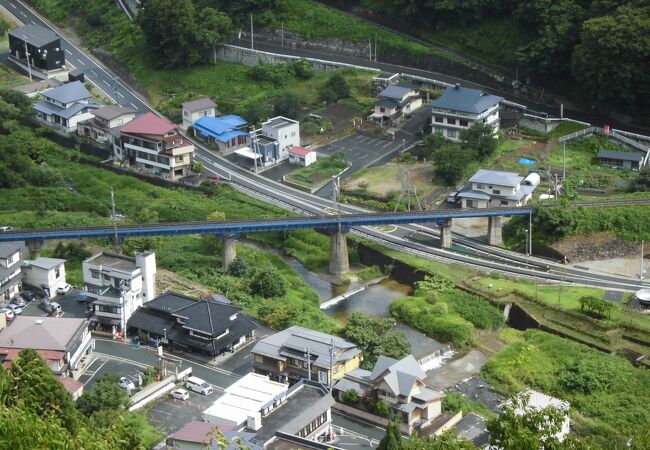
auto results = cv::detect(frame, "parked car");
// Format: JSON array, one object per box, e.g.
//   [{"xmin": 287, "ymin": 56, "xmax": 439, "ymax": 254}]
[
  {"xmin": 185, "ymin": 376, "xmax": 213, "ymax": 395},
  {"xmin": 20, "ymin": 291, "xmax": 38, "ymax": 301},
  {"xmin": 39, "ymin": 300, "xmax": 62, "ymax": 316},
  {"xmin": 77, "ymin": 292, "xmax": 88, "ymax": 302},
  {"xmin": 0, "ymin": 226, "xmax": 12, "ymax": 232},
  {"xmin": 6, "ymin": 304, "xmax": 22, "ymax": 315},
  {"xmin": 0, "ymin": 308, "xmax": 15, "ymax": 321},
  {"xmin": 170, "ymin": 388, "xmax": 190, "ymax": 401},
  {"xmin": 118, "ymin": 377, "xmax": 136, "ymax": 391},
  {"xmin": 56, "ymin": 284, "xmax": 72, "ymax": 295},
  {"xmin": 10, "ymin": 297, "xmax": 26, "ymax": 307}
]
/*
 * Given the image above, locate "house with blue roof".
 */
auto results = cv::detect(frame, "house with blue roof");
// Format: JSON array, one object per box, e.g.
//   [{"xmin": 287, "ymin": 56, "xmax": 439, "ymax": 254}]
[
  {"xmin": 32, "ymin": 81, "xmax": 99, "ymax": 131},
  {"xmin": 192, "ymin": 115, "xmax": 250, "ymax": 154},
  {"xmin": 428, "ymin": 84, "xmax": 503, "ymax": 141}
]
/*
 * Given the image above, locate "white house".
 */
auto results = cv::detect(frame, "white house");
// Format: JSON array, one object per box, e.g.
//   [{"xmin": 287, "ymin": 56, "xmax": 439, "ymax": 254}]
[
  {"xmin": 261, "ymin": 116, "xmax": 300, "ymax": 162},
  {"xmin": 288, "ymin": 146, "xmax": 316, "ymax": 166},
  {"xmin": 456, "ymin": 169, "xmax": 537, "ymax": 209},
  {"xmin": 32, "ymin": 81, "xmax": 99, "ymax": 131},
  {"xmin": 22, "ymin": 257, "xmax": 67, "ymax": 298},
  {"xmin": 429, "ymin": 84, "xmax": 503, "ymax": 141},
  {"xmin": 0, "ymin": 243, "xmax": 23, "ymax": 302},
  {"xmin": 370, "ymin": 85, "xmax": 422, "ymax": 123},
  {"xmin": 82, "ymin": 251, "xmax": 156, "ymax": 333},
  {"xmin": 181, "ymin": 97, "xmax": 217, "ymax": 129}
]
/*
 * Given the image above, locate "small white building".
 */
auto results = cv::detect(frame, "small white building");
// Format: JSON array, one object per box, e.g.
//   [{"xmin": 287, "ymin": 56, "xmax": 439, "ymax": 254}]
[
  {"xmin": 181, "ymin": 97, "xmax": 217, "ymax": 129},
  {"xmin": 261, "ymin": 116, "xmax": 300, "ymax": 162},
  {"xmin": 504, "ymin": 390, "xmax": 571, "ymax": 442},
  {"xmin": 429, "ymin": 84, "xmax": 503, "ymax": 141},
  {"xmin": 288, "ymin": 146, "xmax": 317, "ymax": 166},
  {"xmin": 457, "ymin": 169, "xmax": 536, "ymax": 209},
  {"xmin": 22, "ymin": 257, "xmax": 67, "ymax": 298},
  {"xmin": 203, "ymin": 372, "xmax": 289, "ymax": 428},
  {"xmin": 82, "ymin": 251, "xmax": 156, "ymax": 333}
]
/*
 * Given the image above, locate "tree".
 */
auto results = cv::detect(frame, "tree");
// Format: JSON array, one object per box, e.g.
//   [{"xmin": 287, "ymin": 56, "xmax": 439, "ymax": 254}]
[
  {"xmin": 342, "ymin": 313, "xmax": 411, "ymax": 369},
  {"xmin": 196, "ymin": 8, "xmax": 233, "ymax": 64},
  {"xmin": 459, "ymin": 122, "xmax": 497, "ymax": 159},
  {"xmin": 241, "ymin": 102, "xmax": 272, "ymax": 126},
  {"xmin": 192, "ymin": 161, "xmax": 204, "ymax": 174},
  {"xmin": 136, "ymin": 207, "xmax": 159, "ymax": 223},
  {"xmin": 377, "ymin": 420, "xmax": 405, "ymax": 450},
  {"xmin": 321, "ymin": 73, "xmax": 351, "ymax": 103},
  {"xmin": 138, "ymin": 0, "xmax": 200, "ymax": 68},
  {"xmin": 76, "ymin": 374, "xmax": 129, "ymax": 416},
  {"xmin": 292, "ymin": 59, "xmax": 314, "ymax": 79},
  {"xmin": 227, "ymin": 256, "xmax": 249, "ymax": 277},
  {"xmin": 431, "ymin": 142, "xmax": 472, "ymax": 186},
  {"xmin": 207, "ymin": 210, "xmax": 226, "ymax": 221},
  {"xmin": 273, "ymin": 92, "xmax": 302, "ymax": 120},
  {"xmin": 341, "ymin": 389, "xmax": 359, "ymax": 403},
  {"xmin": 408, "ymin": 431, "xmax": 475, "ymax": 450},
  {"xmin": 629, "ymin": 167, "xmax": 650, "ymax": 192},
  {"xmin": 250, "ymin": 267, "xmax": 287, "ymax": 298}
]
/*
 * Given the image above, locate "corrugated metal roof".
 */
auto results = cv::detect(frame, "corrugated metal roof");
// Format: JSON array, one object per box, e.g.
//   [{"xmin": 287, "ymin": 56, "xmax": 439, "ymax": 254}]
[
  {"xmin": 469, "ymin": 169, "xmax": 524, "ymax": 187},
  {"xmin": 428, "ymin": 85, "xmax": 503, "ymax": 114},
  {"xmin": 193, "ymin": 115, "xmax": 247, "ymax": 137},
  {"xmin": 378, "ymin": 85, "xmax": 411, "ymax": 100},
  {"xmin": 9, "ymin": 24, "xmax": 60, "ymax": 48},
  {"xmin": 597, "ymin": 150, "xmax": 644, "ymax": 162}
]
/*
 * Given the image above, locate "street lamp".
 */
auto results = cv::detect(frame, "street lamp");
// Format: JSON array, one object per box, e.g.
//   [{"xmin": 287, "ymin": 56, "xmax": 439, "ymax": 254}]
[{"xmin": 163, "ymin": 328, "xmax": 167, "ymax": 342}]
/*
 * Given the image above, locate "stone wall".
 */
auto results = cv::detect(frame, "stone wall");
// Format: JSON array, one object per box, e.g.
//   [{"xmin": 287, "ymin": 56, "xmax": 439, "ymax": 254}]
[{"xmin": 216, "ymin": 45, "xmax": 355, "ymax": 72}]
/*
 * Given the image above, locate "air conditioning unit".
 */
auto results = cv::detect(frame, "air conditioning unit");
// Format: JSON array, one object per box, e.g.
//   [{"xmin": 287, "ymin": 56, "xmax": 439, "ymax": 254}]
[{"xmin": 247, "ymin": 412, "xmax": 262, "ymax": 431}]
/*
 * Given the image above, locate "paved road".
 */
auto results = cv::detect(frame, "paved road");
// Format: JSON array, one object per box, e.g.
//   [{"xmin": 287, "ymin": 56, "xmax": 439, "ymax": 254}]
[{"xmin": 2, "ymin": 0, "xmax": 648, "ymax": 293}]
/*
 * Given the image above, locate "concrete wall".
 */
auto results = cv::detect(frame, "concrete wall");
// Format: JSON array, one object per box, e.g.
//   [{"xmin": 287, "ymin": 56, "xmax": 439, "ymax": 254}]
[
  {"xmin": 216, "ymin": 45, "xmax": 357, "ymax": 72},
  {"xmin": 519, "ymin": 116, "xmax": 560, "ymax": 133}
]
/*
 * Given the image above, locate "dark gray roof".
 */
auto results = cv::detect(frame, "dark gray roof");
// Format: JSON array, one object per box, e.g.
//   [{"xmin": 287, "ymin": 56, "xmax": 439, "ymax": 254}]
[
  {"xmin": 597, "ymin": 150, "xmax": 644, "ymax": 162},
  {"xmin": 428, "ymin": 85, "xmax": 503, "ymax": 114},
  {"xmin": 0, "ymin": 243, "xmax": 21, "ymax": 260},
  {"xmin": 369, "ymin": 355, "xmax": 427, "ymax": 397},
  {"xmin": 262, "ymin": 116, "xmax": 298, "ymax": 130},
  {"xmin": 33, "ymin": 100, "xmax": 98, "ymax": 119},
  {"xmin": 9, "ymin": 24, "xmax": 60, "ymax": 48},
  {"xmin": 93, "ymin": 105, "xmax": 136, "ymax": 121},
  {"xmin": 469, "ymin": 169, "xmax": 524, "ymax": 187},
  {"xmin": 41, "ymin": 81, "xmax": 92, "ymax": 104},
  {"xmin": 375, "ymin": 98, "xmax": 399, "ymax": 108},
  {"xmin": 182, "ymin": 97, "xmax": 217, "ymax": 112},
  {"xmin": 378, "ymin": 85, "xmax": 412, "ymax": 100},
  {"xmin": 457, "ymin": 190, "xmax": 492, "ymax": 201}
]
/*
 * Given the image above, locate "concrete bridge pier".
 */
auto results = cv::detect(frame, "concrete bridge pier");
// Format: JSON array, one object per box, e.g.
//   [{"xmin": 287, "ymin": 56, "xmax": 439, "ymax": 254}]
[
  {"xmin": 222, "ymin": 235, "xmax": 237, "ymax": 270},
  {"xmin": 110, "ymin": 235, "xmax": 124, "ymax": 254},
  {"xmin": 26, "ymin": 239, "xmax": 43, "ymax": 259},
  {"xmin": 487, "ymin": 216, "xmax": 503, "ymax": 246},
  {"xmin": 328, "ymin": 229, "xmax": 350, "ymax": 275},
  {"xmin": 438, "ymin": 220, "xmax": 452, "ymax": 249}
]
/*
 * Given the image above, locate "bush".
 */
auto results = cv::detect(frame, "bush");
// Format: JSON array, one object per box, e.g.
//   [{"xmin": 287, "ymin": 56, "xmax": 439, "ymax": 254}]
[
  {"xmin": 273, "ymin": 92, "xmax": 301, "ymax": 119},
  {"xmin": 248, "ymin": 63, "xmax": 292, "ymax": 87},
  {"xmin": 292, "ymin": 59, "xmax": 314, "ymax": 79},
  {"xmin": 369, "ymin": 398, "xmax": 390, "ymax": 417},
  {"xmin": 320, "ymin": 73, "xmax": 350, "ymax": 103},
  {"xmin": 437, "ymin": 290, "xmax": 504, "ymax": 329},
  {"xmin": 342, "ymin": 389, "xmax": 359, "ymax": 403},
  {"xmin": 227, "ymin": 256, "xmax": 249, "ymax": 277},
  {"xmin": 250, "ymin": 267, "xmax": 287, "ymax": 298}
]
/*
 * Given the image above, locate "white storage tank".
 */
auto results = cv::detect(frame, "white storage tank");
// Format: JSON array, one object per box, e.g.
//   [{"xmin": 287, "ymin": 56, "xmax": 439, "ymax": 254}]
[{"xmin": 523, "ymin": 172, "xmax": 541, "ymax": 187}]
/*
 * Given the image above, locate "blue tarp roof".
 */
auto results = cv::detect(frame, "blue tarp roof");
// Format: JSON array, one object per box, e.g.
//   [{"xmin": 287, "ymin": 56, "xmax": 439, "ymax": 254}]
[
  {"xmin": 192, "ymin": 115, "xmax": 247, "ymax": 137},
  {"xmin": 428, "ymin": 85, "xmax": 503, "ymax": 114},
  {"xmin": 215, "ymin": 130, "xmax": 248, "ymax": 143}
]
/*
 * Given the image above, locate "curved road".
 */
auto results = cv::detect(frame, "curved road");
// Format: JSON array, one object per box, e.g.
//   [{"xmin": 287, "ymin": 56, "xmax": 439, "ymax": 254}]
[{"xmin": 2, "ymin": 0, "xmax": 647, "ymax": 292}]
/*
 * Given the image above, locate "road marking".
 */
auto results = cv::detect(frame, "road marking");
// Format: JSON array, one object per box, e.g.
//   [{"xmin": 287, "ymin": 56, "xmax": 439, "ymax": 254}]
[
  {"xmin": 65, "ymin": 49, "xmax": 72, "ymax": 55},
  {"xmin": 102, "ymin": 79, "xmax": 110, "ymax": 86},
  {"xmin": 81, "ymin": 359, "xmax": 107, "ymax": 385},
  {"xmin": 150, "ymin": 408, "xmax": 173, "ymax": 416},
  {"xmin": 10, "ymin": 3, "xmax": 16, "ymax": 8},
  {"xmin": 20, "ymin": 11, "xmax": 26, "ymax": 17},
  {"xmin": 77, "ymin": 58, "xmax": 85, "ymax": 66},
  {"xmin": 91, "ymin": 69, "xmax": 98, "ymax": 76},
  {"xmin": 130, "ymin": 102, "xmax": 138, "ymax": 109},
  {"xmin": 382, "ymin": 141, "xmax": 392, "ymax": 148},
  {"xmin": 117, "ymin": 92, "xmax": 124, "ymax": 98}
]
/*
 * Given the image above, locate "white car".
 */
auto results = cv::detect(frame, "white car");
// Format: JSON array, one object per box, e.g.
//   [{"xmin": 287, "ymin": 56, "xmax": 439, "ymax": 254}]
[
  {"xmin": 56, "ymin": 284, "xmax": 72, "ymax": 295},
  {"xmin": 170, "ymin": 388, "xmax": 190, "ymax": 401},
  {"xmin": 118, "ymin": 377, "xmax": 136, "ymax": 391},
  {"xmin": 0, "ymin": 308, "xmax": 15, "ymax": 321},
  {"xmin": 6, "ymin": 304, "xmax": 22, "ymax": 315}
]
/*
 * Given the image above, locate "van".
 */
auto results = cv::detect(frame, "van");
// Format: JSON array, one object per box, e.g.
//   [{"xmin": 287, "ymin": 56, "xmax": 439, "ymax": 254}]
[
  {"xmin": 185, "ymin": 376, "xmax": 213, "ymax": 395},
  {"xmin": 39, "ymin": 300, "xmax": 62, "ymax": 316}
]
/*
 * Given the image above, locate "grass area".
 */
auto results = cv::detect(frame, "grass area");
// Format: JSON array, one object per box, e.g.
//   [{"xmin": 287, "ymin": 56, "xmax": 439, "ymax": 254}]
[
  {"xmin": 548, "ymin": 121, "xmax": 589, "ymax": 138},
  {"xmin": 442, "ymin": 391, "xmax": 497, "ymax": 420},
  {"xmin": 483, "ymin": 329, "xmax": 650, "ymax": 447},
  {"xmin": 0, "ymin": 65, "xmax": 28, "ymax": 89},
  {"xmin": 344, "ymin": 162, "xmax": 437, "ymax": 198},
  {"xmin": 284, "ymin": 152, "xmax": 349, "ymax": 188},
  {"xmin": 422, "ymin": 18, "xmax": 531, "ymax": 72}
]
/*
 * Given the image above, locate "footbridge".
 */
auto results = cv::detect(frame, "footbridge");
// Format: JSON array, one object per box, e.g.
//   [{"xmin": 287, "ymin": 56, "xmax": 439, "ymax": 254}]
[{"xmin": 0, "ymin": 207, "xmax": 532, "ymax": 274}]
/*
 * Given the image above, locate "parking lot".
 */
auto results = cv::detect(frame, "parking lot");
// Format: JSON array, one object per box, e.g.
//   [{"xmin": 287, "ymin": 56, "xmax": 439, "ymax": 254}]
[
  {"xmin": 146, "ymin": 385, "xmax": 220, "ymax": 434},
  {"xmin": 7, "ymin": 288, "xmax": 89, "ymax": 319},
  {"xmin": 451, "ymin": 376, "xmax": 506, "ymax": 414},
  {"xmin": 77, "ymin": 355, "xmax": 149, "ymax": 391}
]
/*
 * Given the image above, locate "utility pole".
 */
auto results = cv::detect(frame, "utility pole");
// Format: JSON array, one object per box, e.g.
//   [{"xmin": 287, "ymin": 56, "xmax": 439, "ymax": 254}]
[
  {"xmin": 528, "ymin": 211, "xmax": 533, "ymax": 256},
  {"xmin": 560, "ymin": 103, "xmax": 564, "ymax": 119},
  {"xmin": 304, "ymin": 347, "xmax": 312, "ymax": 381},
  {"xmin": 328, "ymin": 339, "xmax": 334, "ymax": 392},
  {"xmin": 281, "ymin": 21, "xmax": 284, "ymax": 47},
  {"xmin": 23, "ymin": 40, "xmax": 33, "ymax": 82},
  {"xmin": 368, "ymin": 39, "xmax": 372, "ymax": 61},
  {"xmin": 640, "ymin": 240, "xmax": 645, "ymax": 281},
  {"xmin": 111, "ymin": 188, "xmax": 118, "ymax": 253},
  {"xmin": 374, "ymin": 35, "xmax": 378, "ymax": 61},
  {"xmin": 250, "ymin": 13, "xmax": 254, "ymax": 50}
]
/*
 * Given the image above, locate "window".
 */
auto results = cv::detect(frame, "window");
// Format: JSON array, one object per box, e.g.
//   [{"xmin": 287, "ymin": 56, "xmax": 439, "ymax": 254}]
[
  {"xmin": 254, "ymin": 354, "xmax": 264, "ymax": 363},
  {"xmin": 380, "ymin": 107, "xmax": 385, "ymax": 113},
  {"xmin": 434, "ymin": 116, "xmax": 443, "ymax": 123},
  {"xmin": 460, "ymin": 120, "xmax": 468, "ymax": 127},
  {"xmin": 90, "ymin": 270, "xmax": 99, "ymax": 279},
  {"xmin": 183, "ymin": 110, "xmax": 189, "ymax": 117},
  {"xmin": 476, "ymin": 184, "xmax": 485, "ymax": 189},
  {"xmin": 55, "ymin": 267, "xmax": 61, "ymax": 279},
  {"xmin": 493, "ymin": 189, "xmax": 501, "ymax": 194},
  {"xmin": 103, "ymin": 274, "xmax": 111, "ymax": 282},
  {"xmin": 501, "ymin": 200, "xmax": 508, "ymax": 206},
  {"xmin": 447, "ymin": 129, "xmax": 458, "ymax": 139},
  {"xmin": 97, "ymin": 305, "xmax": 119, "ymax": 314},
  {"xmin": 447, "ymin": 118, "xmax": 456, "ymax": 125}
]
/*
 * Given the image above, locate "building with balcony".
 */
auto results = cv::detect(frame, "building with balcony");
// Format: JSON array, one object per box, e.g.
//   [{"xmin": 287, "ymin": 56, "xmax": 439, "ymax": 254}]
[
  {"xmin": 127, "ymin": 292, "xmax": 256, "ymax": 356},
  {"xmin": 370, "ymin": 85, "xmax": 422, "ymax": 123},
  {"xmin": 181, "ymin": 97, "xmax": 218, "ymax": 129},
  {"xmin": 82, "ymin": 251, "xmax": 156, "ymax": 333},
  {"xmin": 251, "ymin": 326, "xmax": 362, "ymax": 386},
  {"xmin": 456, "ymin": 169, "xmax": 537, "ymax": 209},
  {"xmin": 8, "ymin": 24, "xmax": 65, "ymax": 76},
  {"xmin": 0, "ymin": 316, "xmax": 93, "ymax": 376},
  {"xmin": 261, "ymin": 116, "xmax": 300, "ymax": 162},
  {"xmin": 429, "ymin": 84, "xmax": 503, "ymax": 141},
  {"xmin": 32, "ymin": 81, "xmax": 99, "ymax": 132},
  {"xmin": 77, "ymin": 105, "xmax": 136, "ymax": 153},
  {"xmin": 0, "ymin": 243, "xmax": 23, "ymax": 302},
  {"xmin": 333, "ymin": 355, "xmax": 445, "ymax": 434},
  {"xmin": 119, "ymin": 112, "xmax": 194, "ymax": 180}
]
